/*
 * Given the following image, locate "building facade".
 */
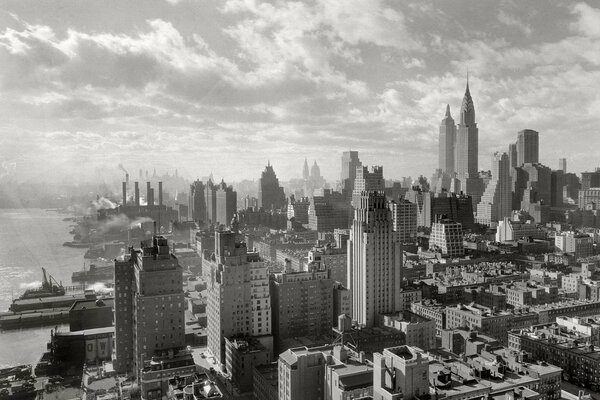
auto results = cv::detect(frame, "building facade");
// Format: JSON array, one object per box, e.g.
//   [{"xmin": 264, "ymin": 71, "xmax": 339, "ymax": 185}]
[
  {"xmin": 477, "ymin": 152, "xmax": 512, "ymax": 226},
  {"xmin": 206, "ymin": 230, "xmax": 272, "ymax": 365},
  {"xmin": 348, "ymin": 191, "xmax": 403, "ymax": 328}
]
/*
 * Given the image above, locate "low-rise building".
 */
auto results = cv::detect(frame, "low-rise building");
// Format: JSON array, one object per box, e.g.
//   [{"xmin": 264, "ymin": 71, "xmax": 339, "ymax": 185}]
[
  {"xmin": 380, "ymin": 311, "xmax": 435, "ymax": 350},
  {"xmin": 508, "ymin": 324, "xmax": 598, "ymax": 388},
  {"xmin": 496, "ymin": 217, "xmax": 544, "ymax": 242},
  {"xmin": 445, "ymin": 303, "xmax": 513, "ymax": 343},
  {"xmin": 411, "ymin": 300, "xmax": 446, "ymax": 335}
]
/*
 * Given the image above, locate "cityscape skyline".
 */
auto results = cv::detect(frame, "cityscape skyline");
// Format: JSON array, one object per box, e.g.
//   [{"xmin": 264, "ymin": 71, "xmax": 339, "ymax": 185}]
[{"xmin": 2, "ymin": 1, "xmax": 600, "ymax": 183}]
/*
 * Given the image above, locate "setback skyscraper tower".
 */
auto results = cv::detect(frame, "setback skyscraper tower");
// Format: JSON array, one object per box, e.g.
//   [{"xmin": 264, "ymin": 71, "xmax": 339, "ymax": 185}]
[
  {"xmin": 439, "ymin": 104, "xmax": 456, "ymax": 175},
  {"xmin": 347, "ymin": 191, "xmax": 402, "ymax": 328},
  {"xmin": 455, "ymin": 80, "xmax": 478, "ymax": 177},
  {"xmin": 476, "ymin": 152, "xmax": 512, "ymax": 226},
  {"xmin": 453, "ymin": 80, "xmax": 484, "ymax": 205}
]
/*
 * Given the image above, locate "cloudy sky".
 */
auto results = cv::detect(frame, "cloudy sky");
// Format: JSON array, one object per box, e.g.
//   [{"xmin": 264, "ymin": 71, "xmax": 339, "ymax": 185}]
[{"xmin": 1, "ymin": 0, "xmax": 600, "ymax": 184}]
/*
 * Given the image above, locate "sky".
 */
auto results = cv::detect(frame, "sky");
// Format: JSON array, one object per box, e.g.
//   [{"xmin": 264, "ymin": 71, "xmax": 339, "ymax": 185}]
[{"xmin": 1, "ymin": 0, "xmax": 600, "ymax": 184}]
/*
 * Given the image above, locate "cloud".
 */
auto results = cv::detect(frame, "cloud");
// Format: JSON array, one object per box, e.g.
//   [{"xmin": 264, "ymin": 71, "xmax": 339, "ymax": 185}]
[
  {"xmin": 497, "ymin": 10, "xmax": 532, "ymax": 37},
  {"xmin": 0, "ymin": 1, "xmax": 599, "ymax": 183},
  {"xmin": 571, "ymin": 2, "xmax": 600, "ymax": 38}
]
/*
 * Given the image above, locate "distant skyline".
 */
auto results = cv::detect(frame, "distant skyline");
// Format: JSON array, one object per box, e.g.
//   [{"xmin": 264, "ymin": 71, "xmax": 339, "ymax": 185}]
[{"xmin": 1, "ymin": 0, "xmax": 600, "ymax": 184}]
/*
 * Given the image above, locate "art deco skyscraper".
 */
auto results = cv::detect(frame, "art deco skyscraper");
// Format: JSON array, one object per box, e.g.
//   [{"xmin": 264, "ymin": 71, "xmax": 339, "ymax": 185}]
[
  {"xmin": 347, "ymin": 191, "xmax": 402, "ymax": 328},
  {"xmin": 258, "ymin": 162, "xmax": 286, "ymax": 210},
  {"xmin": 453, "ymin": 80, "xmax": 484, "ymax": 205},
  {"xmin": 439, "ymin": 104, "xmax": 456, "ymax": 175},
  {"xmin": 302, "ymin": 158, "xmax": 310, "ymax": 180},
  {"xmin": 455, "ymin": 81, "xmax": 478, "ymax": 177},
  {"xmin": 351, "ymin": 165, "xmax": 385, "ymax": 208},
  {"xmin": 476, "ymin": 152, "xmax": 512, "ymax": 226}
]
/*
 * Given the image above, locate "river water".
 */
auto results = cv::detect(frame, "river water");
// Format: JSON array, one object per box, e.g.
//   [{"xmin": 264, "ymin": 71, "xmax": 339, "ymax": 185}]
[{"xmin": 0, "ymin": 209, "xmax": 88, "ymax": 368}]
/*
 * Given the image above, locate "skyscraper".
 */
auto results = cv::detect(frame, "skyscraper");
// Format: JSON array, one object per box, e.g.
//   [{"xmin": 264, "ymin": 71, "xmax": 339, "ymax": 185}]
[
  {"xmin": 559, "ymin": 158, "xmax": 567, "ymax": 173},
  {"xmin": 476, "ymin": 152, "xmax": 512, "ymax": 226},
  {"xmin": 455, "ymin": 81, "xmax": 478, "ymax": 178},
  {"xmin": 188, "ymin": 179, "xmax": 206, "ymax": 222},
  {"xmin": 341, "ymin": 151, "xmax": 361, "ymax": 200},
  {"xmin": 439, "ymin": 104, "xmax": 456, "ymax": 175},
  {"xmin": 508, "ymin": 142, "xmax": 518, "ymax": 178},
  {"xmin": 303, "ymin": 158, "xmax": 310, "ymax": 180},
  {"xmin": 389, "ymin": 198, "xmax": 418, "ymax": 243},
  {"xmin": 113, "ymin": 236, "xmax": 195, "ymax": 398},
  {"xmin": 347, "ymin": 191, "xmax": 402, "ymax": 328},
  {"xmin": 351, "ymin": 165, "xmax": 385, "ymax": 208},
  {"xmin": 215, "ymin": 179, "xmax": 237, "ymax": 226},
  {"xmin": 453, "ymin": 80, "xmax": 484, "ymax": 206},
  {"xmin": 516, "ymin": 129, "xmax": 539, "ymax": 166},
  {"xmin": 258, "ymin": 162, "xmax": 286, "ymax": 211},
  {"xmin": 206, "ymin": 230, "xmax": 272, "ymax": 364},
  {"xmin": 205, "ymin": 179, "xmax": 217, "ymax": 223}
]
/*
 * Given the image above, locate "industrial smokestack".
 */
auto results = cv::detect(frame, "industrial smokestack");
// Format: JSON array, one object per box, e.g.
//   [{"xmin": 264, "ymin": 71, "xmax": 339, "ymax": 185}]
[
  {"xmin": 135, "ymin": 182, "xmax": 140, "ymax": 206},
  {"xmin": 147, "ymin": 182, "xmax": 152, "ymax": 206},
  {"xmin": 122, "ymin": 182, "xmax": 127, "ymax": 206},
  {"xmin": 158, "ymin": 181, "xmax": 163, "ymax": 206},
  {"xmin": 149, "ymin": 188, "xmax": 155, "ymax": 207}
]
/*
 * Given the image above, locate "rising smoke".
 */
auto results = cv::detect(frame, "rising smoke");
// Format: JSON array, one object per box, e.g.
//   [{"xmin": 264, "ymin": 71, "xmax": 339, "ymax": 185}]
[
  {"xmin": 98, "ymin": 213, "xmax": 153, "ymax": 234},
  {"xmin": 92, "ymin": 197, "xmax": 118, "ymax": 210},
  {"xmin": 87, "ymin": 282, "xmax": 113, "ymax": 295}
]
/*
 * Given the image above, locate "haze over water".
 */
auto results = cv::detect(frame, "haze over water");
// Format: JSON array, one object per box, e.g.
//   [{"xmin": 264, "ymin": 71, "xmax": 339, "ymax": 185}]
[{"xmin": 0, "ymin": 208, "xmax": 87, "ymax": 368}]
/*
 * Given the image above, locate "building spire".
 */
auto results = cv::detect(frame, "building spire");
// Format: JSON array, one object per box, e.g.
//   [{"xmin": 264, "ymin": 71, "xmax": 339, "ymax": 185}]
[
  {"xmin": 460, "ymin": 76, "xmax": 475, "ymax": 126},
  {"xmin": 441, "ymin": 104, "xmax": 454, "ymax": 125}
]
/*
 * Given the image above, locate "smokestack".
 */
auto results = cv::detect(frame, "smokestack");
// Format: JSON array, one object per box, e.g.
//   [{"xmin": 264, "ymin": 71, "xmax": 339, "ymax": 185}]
[
  {"xmin": 149, "ymin": 188, "xmax": 155, "ymax": 207},
  {"xmin": 147, "ymin": 182, "xmax": 152, "ymax": 206},
  {"xmin": 159, "ymin": 181, "xmax": 163, "ymax": 206},
  {"xmin": 135, "ymin": 182, "xmax": 140, "ymax": 206},
  {"xmin": 153, "ymin": 221, "xmax": 157, "ymax": 237},
  {"xmin": 122, "ymin": 182, "xmax": 127, "ymax": 206}
]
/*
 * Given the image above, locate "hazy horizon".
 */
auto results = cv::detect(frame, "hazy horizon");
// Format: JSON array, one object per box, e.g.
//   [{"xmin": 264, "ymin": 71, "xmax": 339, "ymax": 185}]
[{"xmin": 1, "ymin": 0, "xmax": 600, "ymax": 184}]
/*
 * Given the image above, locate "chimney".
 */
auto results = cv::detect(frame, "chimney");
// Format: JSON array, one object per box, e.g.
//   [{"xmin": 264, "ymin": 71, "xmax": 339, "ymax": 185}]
[
  {"xmin": 159, "ymin": 181, "xmax": 163, "ymax": 206},
  {"xmin": 147, "ymin": 182, "xmax": 152, "ymax": 206},
  {"xmin": 153, "ymin": 221, "xmax": 157, "ymax": 237},
  {"xmin": 149, "ymin": 188, "xmax": 155, "ymax": 207},
  {"xmin": 122, "ymin": 182, "xmax": 127, "ymax": 206},
  {"xmin": 135, "ymin": 182, "xmax": 140, "ymax": 206}
]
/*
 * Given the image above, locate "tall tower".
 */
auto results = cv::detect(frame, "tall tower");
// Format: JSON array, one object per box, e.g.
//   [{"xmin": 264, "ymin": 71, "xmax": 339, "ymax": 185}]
[
  {"xmin": 476, "ymin": 152, "xmax": 512, "ymax": 226},
  {"xmin": 258, "ymin": 162, "xmax": 286, "ymax": 211},
  {"xmin": 439, "ymin": 104, "xmax": 456, "ymax": 175},
  {"xmin": 454, "ymin": 80, "xmax": 478, "ymax": 177},
  {"xmin": 559, "ymin": 158, "xmax": 567, "ymax": 173},
  {"xmin": 341, "ymin": 151, "xmax": 361, "ymax": 201},
  {"xmin": 351, "ymin": 165, "xmax": 385, "ymax": 208},
  {"xmin": 114, "ymin": 236, "xmax": 195, "ymax": 397},
  {"xmin": 206, "ymin": 230, "xmax": 272, "ymax": 364},
  {"xmin": 454, "ymin": 79, "xmax": 484, "ymax": 206},
  {"xmin": 302, "ymin": 158, "xmax": 310, "ymax": 180},
  {"xmin": 516, "ymin": 129, "xmax": 539, "ymax": 166},
  {"xmin": 347, "ymin": 191, "xmax": 402, "ymax": 328}
]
